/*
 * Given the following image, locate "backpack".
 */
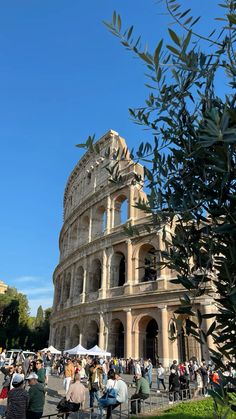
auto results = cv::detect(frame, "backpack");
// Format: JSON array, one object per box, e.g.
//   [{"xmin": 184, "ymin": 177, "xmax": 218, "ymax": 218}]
[{"xmin": 99, "ymin": 386, "xmax": 118, "ymax": 407}]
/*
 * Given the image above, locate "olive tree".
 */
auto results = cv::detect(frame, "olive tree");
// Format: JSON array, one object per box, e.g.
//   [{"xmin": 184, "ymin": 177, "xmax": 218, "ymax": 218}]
[{"xmin": 78, "ymin": 1, "xmax": 236, "ymax": 415}]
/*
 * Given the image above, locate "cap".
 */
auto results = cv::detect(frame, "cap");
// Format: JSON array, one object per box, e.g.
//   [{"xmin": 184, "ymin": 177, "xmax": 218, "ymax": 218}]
[
  {"xmin": 26, "ymin": 373, "xmax": 38, "ymax": 380},
  {"xmin": 12, "ymin": 374, "xmax": 24, "ymax": 385}
]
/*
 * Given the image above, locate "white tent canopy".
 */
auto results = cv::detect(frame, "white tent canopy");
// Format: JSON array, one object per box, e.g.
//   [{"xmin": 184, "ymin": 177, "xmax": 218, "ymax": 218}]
[
  {"xmin": 87, "ymin": 345, "xmax": 111, "ymax": 357},
  {"xmin": 40, "ymin": 345, "xmax": 61, "ymax": 354},
  {"xmin": 65, "ymin": 344, "xmax": 88, "ymax": 355}
]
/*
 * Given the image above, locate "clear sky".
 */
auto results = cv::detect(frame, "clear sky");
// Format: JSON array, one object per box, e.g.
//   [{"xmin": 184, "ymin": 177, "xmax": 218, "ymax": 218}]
[{"xmin": 0, "ymin": 1, "xmax": 222, "ymax": 315}]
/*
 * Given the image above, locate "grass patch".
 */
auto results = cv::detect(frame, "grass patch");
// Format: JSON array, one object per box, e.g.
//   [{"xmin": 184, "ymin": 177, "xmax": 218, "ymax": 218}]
[{"xmin": 135, "ymin": 398, "xmax": 236, "ymax": 418}]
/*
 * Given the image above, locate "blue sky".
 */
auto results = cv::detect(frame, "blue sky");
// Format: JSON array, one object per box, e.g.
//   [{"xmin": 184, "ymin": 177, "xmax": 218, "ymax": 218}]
[{"xmin": 0, "ymin": 1, "xmax": 222, "ymax": 315}]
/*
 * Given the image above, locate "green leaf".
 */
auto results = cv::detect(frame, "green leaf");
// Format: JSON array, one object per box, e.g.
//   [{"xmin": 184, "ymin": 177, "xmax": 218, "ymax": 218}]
[
  {"xmin": 168, "ymin": 28, "xmax": 181, "ymax": 46},
  {"xmin": 182, "ymin": 30, "xmax": 192, "ymax": 52},
  {"xmin": 166, "ymin": 44, "xmax": 180, "ymax": 56},
  {"xmin": 154, "ymin": 39, "xmax": 163, "ymax": 67},
  {"xmin": 117, "ymin": 14, "xmax": 121, "ymax": 31},
  {"xmin": 113, "ymin": 11, "xmax": 117, "ymax": 26},
  {"xmin": 227, "ymin": 14, "xmax": 236, "ymax": 24},
  {"xmin": 206, "ymin": 321, "xmax": 216, "ymax": 336},
  {"xmin": 127, "ymin": 25, "xmax": 134, "ymax": 40}
]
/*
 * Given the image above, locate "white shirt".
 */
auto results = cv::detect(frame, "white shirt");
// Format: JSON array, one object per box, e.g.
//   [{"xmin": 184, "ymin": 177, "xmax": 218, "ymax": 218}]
[
  {"xmin": 135, "ymin": 363, "xmax": 141, "ymax": 375},
  {"xmin": 115, "ymin": 379, "xmax": 128, "ymax": 404}
]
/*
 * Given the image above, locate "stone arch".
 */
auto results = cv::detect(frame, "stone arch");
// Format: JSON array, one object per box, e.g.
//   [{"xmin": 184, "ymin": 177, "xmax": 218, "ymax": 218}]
[
  {"xmin": 71, "ymin": 324, "xmax": 80, "ymax": 348},
  {"xmin": 92, "ymin": 205, "xmax": 107, "ymax": 236},
  {"xmin": 86, "ymin": 320, "xmax": 99, "ymax": 349},
  {"xmin": 137, "ymin": 315, "xmax": 159, "ymax": 364},
  {"xmin": 108, "ymin": 319, "xmax": 124, "ymax": 357},
  {"xmin": 114, "ymin": 194, "xmax": 128, "ymax": 226},
  {"xmin": 74, "ymin": 266, "xmax": 84, "ymax": 296},
  {"xmin": 89, "ymin": 258, "xmax": 102, "ymax": 292},
  {"xmin": 110, "ymin": 252, "xmax": 126, "ymax": 287},
  {"xmin": 138, "ymin": 244, "xmax": 159, "ymax": 282},
  {"xmin": 60, "ymin": 326, "xmax": 66, "ymax": 350}
]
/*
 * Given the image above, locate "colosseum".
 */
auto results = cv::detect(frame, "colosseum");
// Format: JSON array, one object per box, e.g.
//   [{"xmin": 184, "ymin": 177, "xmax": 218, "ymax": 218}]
[{"xmin": 49, "ymin": 129, "xmax": 214, "ymax": 367}]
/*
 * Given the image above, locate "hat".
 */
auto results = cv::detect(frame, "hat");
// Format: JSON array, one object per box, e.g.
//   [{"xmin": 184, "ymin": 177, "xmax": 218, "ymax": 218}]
[
  {"xmin": 26, "ymin": 373, "xmax": 38, "ymax": 380},
  {"xmin": 12, "ymin": 374, "xmax": 24, "ymax": 385}
]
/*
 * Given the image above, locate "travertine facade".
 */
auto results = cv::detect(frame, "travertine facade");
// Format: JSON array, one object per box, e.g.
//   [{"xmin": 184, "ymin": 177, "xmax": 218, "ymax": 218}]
[
  {"xmin": 0, "ymin": 280, "xmax": 7, "ymax": 294},
  {"xmin": 50, "ymin": 130, "xmax": 214, "ymax": 366}
]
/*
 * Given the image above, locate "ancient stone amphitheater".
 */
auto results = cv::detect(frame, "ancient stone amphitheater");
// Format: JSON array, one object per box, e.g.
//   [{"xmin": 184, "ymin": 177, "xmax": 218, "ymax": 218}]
[{"xmin": 49, "ymin": 130, "xmax": 213, "ymax": 366}]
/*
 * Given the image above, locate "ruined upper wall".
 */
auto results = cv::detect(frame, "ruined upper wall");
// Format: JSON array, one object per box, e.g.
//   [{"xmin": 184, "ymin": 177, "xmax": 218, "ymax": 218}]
[{"xmin": 63, "ymin": 130, "xmax": 144, "ymax": 220}]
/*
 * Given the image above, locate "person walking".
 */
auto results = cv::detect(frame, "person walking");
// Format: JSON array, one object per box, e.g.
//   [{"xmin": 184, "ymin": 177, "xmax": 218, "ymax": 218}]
[
  {"xmin": 35, "ymin": 360, "xmax": 45, "ymax": 385},
  {"xmin": 88, "ymin": 359, "xmax": 103, "ymax": 414},
  {"xmin": 169, "ymin": 369, "xmax": 180, "ymax": 403},
  {"xmin": 156, "ymin": 363, "xmax": 166, "ymax": 392},
  {"xmin": 5, "ymin": 373, "xmax": 29, "ymax": 419},
  {"xmin": 63, "ymin": 358, "xmax": 75, "ymax": 395},
  {"xmin": 26, "ymin": 372, "xmax": 45, "ymax": 419}
]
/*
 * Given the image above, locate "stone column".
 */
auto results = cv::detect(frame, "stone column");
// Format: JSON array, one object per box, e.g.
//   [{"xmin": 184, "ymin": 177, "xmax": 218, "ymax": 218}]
[
  {"xmin": 99, "ymin": 312, "xmax": 105, "ymax": 350},
  {"xmin": 110, "ymin": 198, "xmax": 115, "ymax": 229},
  {"xmin": 128, "ymin": 185, "xmax": 135, "ymax": 223},
  {"xmin": 99, "ymin": 249, "xmax": 107, "ymax": 299},
  {"xmin": 124, "ymin": 308, "xmax": 132, "ymax": 358},
  {"xmin": 202, "ymin": 301, "xmax": 216, "ymax": 361},
  {"xmin": 60, "ymin": 274, "xmax": 65, "ymax": 304},
  {"xmin": 133, "ymin": 330, "xmax": 139, "ymax": 359},
  {"xmin": 81, "ymin": 259, "xmax": 87, "ymax": 303},
  {"xmin": 69, "ymin": 264, "xmax": 75, "ymax": 303},
  {"xmin": 106, "ymin": 195, "xmax": 111, "ymax": 234},
  {"xmin": 160, "ymin": 304, "xmax": 169, "ymax": 368},
  {"xmin": 89, "ymin": 207, "xmax": 93, "ymax": 242},
  {"xmin": 124, "ymin": 239, "xmax": 133, "ymax": 295}
]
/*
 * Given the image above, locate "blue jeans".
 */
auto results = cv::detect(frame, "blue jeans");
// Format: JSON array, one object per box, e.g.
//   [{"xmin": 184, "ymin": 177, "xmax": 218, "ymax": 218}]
[{"xmin": 89, "ymin": 389, "xmax": 100, "ymax": 408}]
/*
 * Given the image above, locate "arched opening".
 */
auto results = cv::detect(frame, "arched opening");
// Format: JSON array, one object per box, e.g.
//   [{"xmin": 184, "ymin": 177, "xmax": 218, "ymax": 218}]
[
  {"xmin": 70, "ymin": 221, "xmax": 78, "ymax": 250},
  {"xmin": 90, "ymin": 259, "xmax": 102, "ymax": 292},
  {"xmin": 138, "ymin": 244, "xmax": 159, "ymax": 282},
  {"xmin": 176, "ymin": 317, "xmax": 201, "ymax": 362},
  {"xmin": 86, "ymin": 321, "xmax": 99, "ymax": 349},
  {"xmin": 177, "ymin": 328, "xmax": 187, "ymax": 362},
  {"xmin": 114, "ymin": 195, "xmax": 128, "ymax": 226},
  {"xmin": 54, "ymin": 278, "xmax": 61, "ymax": 306},
  {"xmin": 109, "ymin": 319, "xmax": 124, "ymax": 357},
  {"xmin": 71, "ymin": 324, "xmax": 80, "ymax": 348},
  {"xmin": 74, "ymin": 266, "xmax": 84, "ymax": 296},
  {"xmin": 139, "ymin": 316, "xmax": 159, "ymax": 365},
  {"xmin": 54, "ymin": 327, "xmax": 60, "ymax": 348},
  {"xmin": 92, "ymin": 206, "xmax": 106, "ymax": 237},
  {"xmin": 79, "ymin": 215, "xmax": 89, "ymax": 245},
  {"xmin": 110, "ymin": 252, "xmax": 126, "ymax": 287},
  {"xmin": 60, "ymin": 327, "xmax": 66, "ymax": 351}
]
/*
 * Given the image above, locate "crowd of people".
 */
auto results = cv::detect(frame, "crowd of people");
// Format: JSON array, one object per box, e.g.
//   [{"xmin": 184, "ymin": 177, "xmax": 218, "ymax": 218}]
[{"xmin": 0, "ymin": 348, "xmax": 235, "ymax": 418}]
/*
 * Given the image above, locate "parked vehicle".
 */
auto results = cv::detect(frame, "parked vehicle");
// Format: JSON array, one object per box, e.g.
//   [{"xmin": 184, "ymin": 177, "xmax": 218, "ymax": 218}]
[{"xmin": 4, "ymin": 349, "xmax": 35, "ymax": 365}]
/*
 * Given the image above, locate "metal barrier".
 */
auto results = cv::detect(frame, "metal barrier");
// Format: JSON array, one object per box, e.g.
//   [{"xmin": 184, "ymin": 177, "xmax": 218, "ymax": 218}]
[{"xmin": 41, "ymin": 388, "xmax": 200, "ymax": 419}]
